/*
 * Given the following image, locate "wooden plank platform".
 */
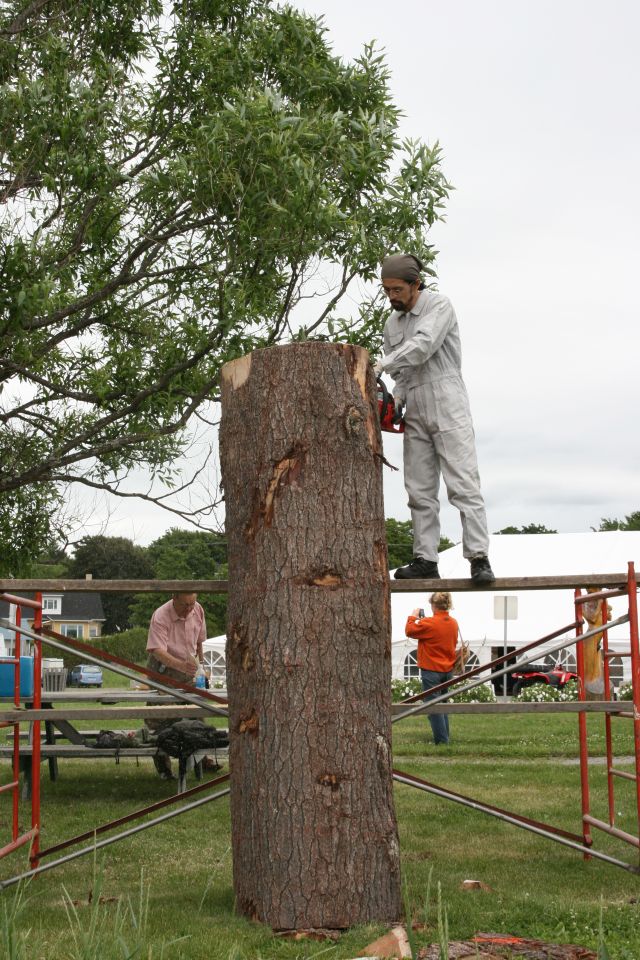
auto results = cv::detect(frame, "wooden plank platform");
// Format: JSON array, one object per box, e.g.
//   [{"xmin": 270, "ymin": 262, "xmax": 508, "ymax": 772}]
[
  {"xmin": 0, "ymin": 691, "xmax": 228, "ymax": 716},
  {"xmin": 0, "ymin": 745, "xmax": 228, "ymax": 759},
  {"xmin": 15, "ymin": 689, "xmax": 209, "ymax": 702},
  {"xmin": 16, "ymin": 725, "xmax": 228, "ymax": 740},
  {"xmin": 1, "ymin": 701, "xmax": 629, "ymax": 721},
  {"xmin": 389, "ymin": 572, "xmax": 638, "ymax": 592},
  {"xmin": 15, "ymin": 728, "xmax": 141, "ymax": 740},
  {"xmin": 0, "ymin": 744, "xmax": 158, "ymax": 759},
  {"xmin": 392, "ymin": 700, "xmax": 635, "ymax": 716},
  {"xmin": 2, "ymin": 572, "xmax": 638, "ymax": 593},
  {"xmin": 0, "ymin": 705, "xmax": 219, "ymax": 722},
  {"xmin": 2, "ymin": 689, "xmax": 227, "ymax": 704},
  {"xmin": 0, "ymin": 578, "xmax": 229, "ymax": 593},
  {"xmin": 2, "ymin": 701, "xmax": 631, "ymax": 720}
]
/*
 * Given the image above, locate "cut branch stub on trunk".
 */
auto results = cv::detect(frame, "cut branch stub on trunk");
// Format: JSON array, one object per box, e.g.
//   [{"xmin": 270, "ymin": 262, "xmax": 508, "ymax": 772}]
[{"xmin": 219, "ymin": 342, "xmax": 400, "ymax": 932}]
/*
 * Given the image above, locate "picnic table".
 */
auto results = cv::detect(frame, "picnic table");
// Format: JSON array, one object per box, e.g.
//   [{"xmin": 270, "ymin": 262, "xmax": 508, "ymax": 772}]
[{"xmin": 0, "ymin": 688, "xmax": 229, "ymax": 797}]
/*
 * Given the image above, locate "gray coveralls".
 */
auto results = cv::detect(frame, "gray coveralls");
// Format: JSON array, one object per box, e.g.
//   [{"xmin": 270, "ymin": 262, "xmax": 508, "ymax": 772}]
[{"xmin": 381, "ymin": 289, "xmax": 490, "ymax": 563}]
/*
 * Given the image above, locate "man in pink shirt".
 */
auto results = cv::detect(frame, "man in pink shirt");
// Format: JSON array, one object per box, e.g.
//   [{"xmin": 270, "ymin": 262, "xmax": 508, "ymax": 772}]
[{"xmin": 146, "ymin": 592, "xmax": 207, "ymax": 779}]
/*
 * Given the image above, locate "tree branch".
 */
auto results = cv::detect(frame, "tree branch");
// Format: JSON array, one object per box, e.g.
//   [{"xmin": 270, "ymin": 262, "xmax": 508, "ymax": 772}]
[
  {"xmin": 303, "ymin": 266, "xmax": 357, "ymax": 335},
  {"xmin": 0, "ymin": 0, "xmax": 51, "ymax": 38},
  {"xmin": 48, "ymin": 471, "xmax": 224, "ymax": 529}
]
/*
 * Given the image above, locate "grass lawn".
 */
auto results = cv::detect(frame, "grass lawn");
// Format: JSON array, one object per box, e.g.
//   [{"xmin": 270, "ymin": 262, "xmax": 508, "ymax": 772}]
[{"xmin": 1, "ymin": 710, "xmax": 639, "ymax": 958}]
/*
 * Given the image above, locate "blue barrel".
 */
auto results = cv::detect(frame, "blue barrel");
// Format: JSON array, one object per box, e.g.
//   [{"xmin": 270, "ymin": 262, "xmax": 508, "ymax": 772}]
[{"xmin": 0, "ymin": 656, "xmax": 35, "ymax": 697}]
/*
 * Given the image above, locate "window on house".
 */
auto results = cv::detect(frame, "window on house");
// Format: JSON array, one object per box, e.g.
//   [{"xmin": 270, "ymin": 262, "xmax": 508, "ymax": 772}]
[
  {"xmin": 607, "ymin": 655, "xmax": 625, "ymax": 688},
  {"xmin": 42, "ymin": 596, "xmax": 62, "ymax": 615},
  {"xmin": 458, "ymin": 652, "xmax": 480, "ymax": 674},
  {"xmin": 543, "ymin": 650, "xmax": 576, "ymax": 672},
  {"xmin": 61, "ymin": 624, "xmax": 83, "ymax": 639},
  {"xmin": 203, "ymin": 650, "xmax": 226, "ymax": 681},
  {"xmin": 403, "ymin": 650, "xmax": 420, "ymax": 679},
  {"xmin": 89, "ymin": 627, "xmax": 98, "ymax": 638}
]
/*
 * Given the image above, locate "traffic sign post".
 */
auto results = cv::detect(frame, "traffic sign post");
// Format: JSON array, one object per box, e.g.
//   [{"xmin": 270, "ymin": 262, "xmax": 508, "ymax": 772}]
[{"xmin": 494, "ymin": 596, "xmax": 518, "ymax": 697}]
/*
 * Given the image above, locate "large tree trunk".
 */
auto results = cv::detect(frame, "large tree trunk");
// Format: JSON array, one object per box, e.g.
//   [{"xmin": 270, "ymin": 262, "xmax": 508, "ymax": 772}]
[{"xmin": 219, "ymin": 342, "xmax": 400, "ymax": 932}]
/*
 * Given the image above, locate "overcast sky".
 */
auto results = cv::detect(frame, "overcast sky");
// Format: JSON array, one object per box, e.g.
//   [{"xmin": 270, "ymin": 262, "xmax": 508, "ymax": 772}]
[
  {"xmin": 293, "ymin": 0, "xmax": 640, "ymax": 540},
  {"xmin": 85, "ymin": 0, "xmax": 639, "ymax": 547}
]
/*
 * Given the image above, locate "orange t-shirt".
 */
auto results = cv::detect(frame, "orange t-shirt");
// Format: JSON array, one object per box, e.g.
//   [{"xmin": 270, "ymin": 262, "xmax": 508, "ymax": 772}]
[{"xmin": 405, "ymin": 609, "xmax": 458, "ymax": 672}]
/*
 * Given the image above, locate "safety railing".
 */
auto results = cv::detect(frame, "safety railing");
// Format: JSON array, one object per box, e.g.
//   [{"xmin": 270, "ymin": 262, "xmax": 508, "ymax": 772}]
[
  {"xmin": 575, "ymin": 562, "xmax": 640, "ymax": 861},
  {"xmin": 391, "ymin": 562, "xmax": 640, "ymax": 873},
  {"xmin": 0, "ymin": 569, "xmax": 639, "ymax": 885},
  {"xmin": 0, "ymin": 592, "xmax": 43, "ymax": 866},
  {"xmin": 0, "ymin": 615, "xmax": 228, "ymax": 888}
]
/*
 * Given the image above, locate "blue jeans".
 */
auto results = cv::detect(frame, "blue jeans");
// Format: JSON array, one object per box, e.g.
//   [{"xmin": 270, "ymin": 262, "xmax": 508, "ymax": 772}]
[{"xmin": 420, "ymin": 669, "xmax": 453, "ymax": 745}]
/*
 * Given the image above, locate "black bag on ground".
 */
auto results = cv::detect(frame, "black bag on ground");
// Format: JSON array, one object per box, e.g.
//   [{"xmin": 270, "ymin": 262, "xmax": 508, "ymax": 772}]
[{"xmin": 156, "ymin": 720, "xmax": 228, "ymax": 760}]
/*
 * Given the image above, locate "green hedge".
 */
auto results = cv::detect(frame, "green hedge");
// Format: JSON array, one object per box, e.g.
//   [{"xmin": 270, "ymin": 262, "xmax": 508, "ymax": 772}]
[
  {"xmin": 449, "ymin": 681, "xmax": 497, "ymax": 703},
  {"xmin": 391, "ymin": 678, "xmax": 423, "ymax": 702},
  {"xmin": 61, "ymin": 627, "xmax": 148, "ymax": 670},
  {"xmin": 514, "ymin": 680, "xmax": 579, "ymax": 702},
  {"xmin": 618, "ymin": 681, "xmax": 633, "ymax": 701}
]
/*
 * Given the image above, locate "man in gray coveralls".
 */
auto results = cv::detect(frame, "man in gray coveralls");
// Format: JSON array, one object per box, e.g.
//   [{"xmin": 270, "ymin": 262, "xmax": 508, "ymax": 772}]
[{"xmin": 374, "ymin": 253, "xmax": 495, "ymax": 585}]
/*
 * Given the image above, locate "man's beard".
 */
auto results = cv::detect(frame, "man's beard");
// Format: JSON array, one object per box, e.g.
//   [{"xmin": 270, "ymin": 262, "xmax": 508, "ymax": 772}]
[{"xmin": 390, "ymin": 299, "xmax": 406, "ymax": 311}]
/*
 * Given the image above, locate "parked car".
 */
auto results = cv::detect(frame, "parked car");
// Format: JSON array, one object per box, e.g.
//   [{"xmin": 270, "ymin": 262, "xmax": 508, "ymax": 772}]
[
  {"xmin": 510, "ymin": 665, "xmax": 578, "ymax": 696},
  {"xmin": 68, "ymin": 664, "xmax": 103, "ymax": 687}
]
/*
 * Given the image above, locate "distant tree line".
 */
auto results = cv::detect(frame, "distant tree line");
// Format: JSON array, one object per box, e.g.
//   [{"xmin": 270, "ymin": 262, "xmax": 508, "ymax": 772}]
[
  {"xmin": 384, "ymin": 519, "xmax": 453, "ymax": 569},
  {"xmin": 494, "ymin": 523, "xmax": 557, "ymax": 535},
  {"xmin": 34, "ymin": 529, "xmax": 227, "ymax": 636},
  {"xmin": 595, "ymin": 512, "xmax": 640, "ymax": 531}
]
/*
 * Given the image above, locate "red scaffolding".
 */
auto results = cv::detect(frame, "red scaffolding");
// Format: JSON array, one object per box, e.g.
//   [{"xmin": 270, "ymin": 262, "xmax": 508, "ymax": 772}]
[
  {"xmin": 0, "ymin": 568, "xmax": 639, "ymax": 886},
  {"xmin": 575, "ymin": 562, "xmax": 640, "ymax": 859},
  {"xmin": 0, "ymin": 592, "xmax": 43, "ymax": 867},
  {"xmin": 0, "ymin": 610, "xmax": 229, "ymax": 889},
  {"xmin": 392, "ymin": 561, "xmax": 640, "ymax": 873}
]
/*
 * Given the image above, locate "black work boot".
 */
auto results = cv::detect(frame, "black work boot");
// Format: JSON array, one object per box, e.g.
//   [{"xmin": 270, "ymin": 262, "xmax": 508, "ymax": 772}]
[
  {"xmin": 394, "ymin": 557, "xmax": 440, "ymax": 580},
  {"xmin": 470, "ymin": 555, "xmax": 495, "ymax": 585}
]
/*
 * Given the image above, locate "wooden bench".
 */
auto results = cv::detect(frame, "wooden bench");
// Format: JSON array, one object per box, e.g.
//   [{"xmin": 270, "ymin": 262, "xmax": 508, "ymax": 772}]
[
  {"xmin": 0, "ymin": 742, "xmax": 228, "ymax": 798},
  {"xmin": 1, "ymin": 689, "xmax": 229, "ymax": 798},
  {"xmin": 0, "ymin": 743, "xmax": 158, "ymax": 759},
  {"xmin": 16, "ymin": 728, "xmax": 143, "ymax": 740}
]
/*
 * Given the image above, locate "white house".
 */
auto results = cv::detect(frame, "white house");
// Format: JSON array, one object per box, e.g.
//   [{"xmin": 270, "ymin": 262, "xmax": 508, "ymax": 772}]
[{"xmin": 391, "ymin": 531, "xmax": 640, "ymax": 686}]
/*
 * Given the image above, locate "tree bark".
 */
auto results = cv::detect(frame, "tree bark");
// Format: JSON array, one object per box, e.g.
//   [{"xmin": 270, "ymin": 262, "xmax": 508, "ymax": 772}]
[{"xmin": 219, "ymin": 342, "xmax": 400, "ymax": 931}]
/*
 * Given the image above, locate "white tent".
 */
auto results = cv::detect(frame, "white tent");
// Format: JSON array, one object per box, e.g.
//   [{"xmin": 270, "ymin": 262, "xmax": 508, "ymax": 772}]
[
  {"xmin": 202, "ymin": 634, "xmax": 226, "ymax": 682},
  {"xmin": 390, "ymin": 531, "xmax": 640, "ymax": 685},
  {"xmin": 201, "ymin": 532, "xmax": 639, "ymax": 686}
]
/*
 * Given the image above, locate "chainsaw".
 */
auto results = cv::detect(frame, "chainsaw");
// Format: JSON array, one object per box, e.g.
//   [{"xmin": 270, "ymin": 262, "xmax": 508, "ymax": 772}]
[{"xmin": 376, "ymin": 376, "xmax": 405, "ymax": 434}]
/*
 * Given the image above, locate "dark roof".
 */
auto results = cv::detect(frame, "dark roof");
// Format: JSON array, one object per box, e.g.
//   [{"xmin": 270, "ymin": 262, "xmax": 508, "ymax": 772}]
[{"xmin": 0, "ymin": 592, "xmax": 105, "ymax": 622}]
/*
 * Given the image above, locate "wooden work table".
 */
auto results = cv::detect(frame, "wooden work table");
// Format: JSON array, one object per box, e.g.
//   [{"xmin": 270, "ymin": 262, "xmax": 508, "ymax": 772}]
[
  {"xmin": 1, "ymin": 686, "xmax": 228, "ymax": 704},
  {"xmin": 0, "ymin": 687, "xmax": 228, "ymax": 720},
  {"xmin": 0, "ymin": 688, "xmax": 228, "ymax": 797}
]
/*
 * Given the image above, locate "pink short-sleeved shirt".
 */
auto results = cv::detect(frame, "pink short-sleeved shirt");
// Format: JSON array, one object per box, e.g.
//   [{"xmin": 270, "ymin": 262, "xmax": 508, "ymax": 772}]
[{"xmin": 146, "ymin": 599, "xmax": 206, "ymax": 661}]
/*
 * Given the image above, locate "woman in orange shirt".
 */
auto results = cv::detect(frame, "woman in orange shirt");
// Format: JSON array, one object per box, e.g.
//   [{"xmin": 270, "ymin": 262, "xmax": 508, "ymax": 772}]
[{"xmin": 405, "ymin": 591, "xmax": 457, "ymax": 745}]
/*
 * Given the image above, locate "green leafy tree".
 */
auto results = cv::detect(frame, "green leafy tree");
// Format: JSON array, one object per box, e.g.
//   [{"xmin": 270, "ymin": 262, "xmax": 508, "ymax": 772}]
[
  {"xmin": 0, "ymin": 485, "xmax": 62, "ymax": 576},
  {"xmin": 385, "ymin": 519, "xmax": 414, "ymax": 569},
  {"xmin": 384, "ymin": 518, "xmax": 453, "ymax": 568},
  {"xmin": 438, "ymin": 535, "xmax": 455, "ymax": 552},
  {"xmin": 596, "ymin": 512, "xmax": 640, "ymax": 531},
  {"xmin": 495, "ymin": 524, "xmax": 557, "ymax": 535},
  {"xmin": 30, "ymin": 544, "xmax": 70, "ymax": 579},
  {"xmin": 67, "ymin": 535, "xmax": 154, "ymax": 633},
  {"xmin": 131, "ymin": 528, "xmax": 227, "ymax": 636},
  {"xmin": 0, "ymin": 0, "xmax": 450, "ymax": 567}
]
